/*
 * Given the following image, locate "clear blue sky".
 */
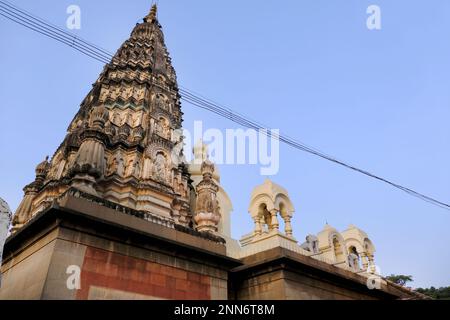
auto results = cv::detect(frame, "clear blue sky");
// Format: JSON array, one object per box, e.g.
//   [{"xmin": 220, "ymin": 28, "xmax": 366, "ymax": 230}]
[{"xmin": 0, "ymin": 0, "xmax": 449, "ymax": 288}]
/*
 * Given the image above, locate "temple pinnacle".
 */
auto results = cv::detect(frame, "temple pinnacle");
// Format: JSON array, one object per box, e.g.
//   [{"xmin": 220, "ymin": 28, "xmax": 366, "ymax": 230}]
[{"xmin": 144, "ymin": 4, "xmax": 157, "ymax": 23}]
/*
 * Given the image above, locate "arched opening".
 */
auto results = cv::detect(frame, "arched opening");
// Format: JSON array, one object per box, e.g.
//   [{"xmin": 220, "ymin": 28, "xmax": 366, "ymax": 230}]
[
  {"xmin": 348, "ymin": 245, "xmax": 361, "ymax": 270},
  {"xmin": 278, "ymin": 202, "xmax": 286, "ymax": 234},
  {"xmin": 155, "ymin": 93, "xmax": 168, "ymax": 110},
  {"xmin": 258, "ymin": 203, "xmax": 271, "ymax": 232},
  {"xmin": 349, "ymin": 246, "xmax": 358, "ymax": 255}
]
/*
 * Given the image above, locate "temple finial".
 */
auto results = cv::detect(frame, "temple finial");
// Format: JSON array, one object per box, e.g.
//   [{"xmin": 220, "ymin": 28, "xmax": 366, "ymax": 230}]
[{"xmin": 144, "ymin": 4, "xmax": 157, "ymax": 23}]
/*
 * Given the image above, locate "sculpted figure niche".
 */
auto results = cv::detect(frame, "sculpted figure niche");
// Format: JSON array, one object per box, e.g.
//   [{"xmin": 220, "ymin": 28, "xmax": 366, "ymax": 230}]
[
  {"xmin": 348, "ymin": 253, "xmax": 361, "ymax": 271},
  {"xmin": 154, "ymin": 93, "xmax": 169, "ymax": 111},
  {"xmin": 112, "ymin": 112, "xmax": 122, "ymax": 126},
  {"xmin": 155, "ymin": 117, "xmax": 171, "ymax": 139},
  {"xmin": 125, "ymin": 158, "xmax": 134, "ymax": 177},
  {"xmin": 129, "ymin": 157, "xmax": 141, "ymax": 178},
  {"xmin": 107, "ymin": 153, "xmax": 125, "ymax": 177},
  {"xmin": 153, "ymin": 152, "xmax": 168, "ymax": 183},
  {"xmin": 162, "ymin": 119, "xmax": 171, "ymax": 139}
]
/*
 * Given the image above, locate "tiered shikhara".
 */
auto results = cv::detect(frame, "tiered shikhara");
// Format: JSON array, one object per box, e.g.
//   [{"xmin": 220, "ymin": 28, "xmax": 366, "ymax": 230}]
[{"xmin": 13, "ymin": 5, "xmax": 218, "ymax": 234}]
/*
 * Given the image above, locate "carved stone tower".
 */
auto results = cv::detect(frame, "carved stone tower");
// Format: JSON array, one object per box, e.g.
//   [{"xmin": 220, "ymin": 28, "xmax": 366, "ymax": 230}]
[
  {"xmin": 194, "ymin": 159, "xmax": 221, "ymax": 233},
  {"xmin": 12, "ymin": 5, "xmax": 192, "ymax": 232}
]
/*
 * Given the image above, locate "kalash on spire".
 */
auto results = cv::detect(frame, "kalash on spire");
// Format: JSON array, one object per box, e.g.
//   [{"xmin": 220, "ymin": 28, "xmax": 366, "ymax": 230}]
[{"xmin": 12, "ymin": 4, "xmax": 217, "ymax": 234}]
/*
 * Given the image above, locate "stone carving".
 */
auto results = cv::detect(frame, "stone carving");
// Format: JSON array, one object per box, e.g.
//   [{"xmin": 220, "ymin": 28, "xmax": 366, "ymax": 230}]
[
  {"xmin": 70, "ymin": 137, "xmax": 106, "ymax": 195},
  {"xmin": 132, "ymin": 126, "xmax": 144, "ymax": 143},
  {"xmin": 0, "ymin": 197, "xmax": 12, "ymax": 277},
  {"xmin": 9, "ymin": 157, "xmax": 50, "ymax": 225},
  {"xmin": 100, "ymin": 89, "xmax": 109, "ymax": 102},
  {"xmin": 47, "ymin": 152, "xmax": 63, "ymax": 180},
  {"xmin": 131, "ymin": 87, "xmax": 145, "ymax": 101},
  {"xmin": 171, "ymin": 137, "xmax": 185, "ymax": 167},
  {"xmin": 63, "ymin": 153, "xmax": 76, "ymax": 177},
  {"xmin": 104, "ymin": 121, "xmax": 116, "ymax": 136},
  {"xmin": 118, "ymin": 124, "xmax": 131, "ymax": 140},
  {"xmin": 132, "ymin": 113, "xmax": 142, "ymax": 127},
  {"xmin": 141, "ymin": 157, "xmax": 152, "ymax": 180},
  {"xmin": 107, "ymin": 154, "xmax": 118, "ymax": 176},
  {"xmin": 124, "ymin": 86, "xmax": 133, "ymax": 100},
  {"xmin": 179, "ymin": 183, "xmax": 186, "ymax": 197},
  {"xmin": 155, "ymin": 94, "xmax": 168, "ymax": 111},
  {"xmin": 153, "ymin": 153, "xmax": 167, "ymax": 182},
  {"xmin": 300, "ymin": 235, "xmax": 320, "ymax": 254},
  {"xmin": 35, "ymin": 156, "xmax": 50, "ymax": 180},
  {"xmin": 112, "ymin": 112, "xmax": 122, "ymax": 126},
  {"xmin": 117, "ymin": 155, "xmax": 125, "ymax": 177},
  {"xmin": 168, "ymin": 66, "xmax": 176, "ymax": 82},
  {"xmin": 90, "ymin": 106, "xmax": 109, "ymax": 130},
  {"xmin": 155, "ymin": 117, "xmax": 170, "ymax": 138},
  {"xmin": 11, "ymin": 4, "xmax": 190, "ymax": 232},
  {"xmin": 348, "ymin": 253, "xmax": 360, "ymax": 271},
  {"xmin": 124, "ymin": 112, "xmax": 132, "ymax": 126},
  {"xmin": 162, "ymin": 120, "xmax": 170, "ymax": 139},
  {"xmin": 125, "ymin": 157, "xmax": 141, "ymax": 178},
  {"xmin": 69, "ymin": 119, "xmax": 84, "ymax": 132},
  {"xmin": 194, "ymin": 159, "xmax": 221, "ymax": 233}
]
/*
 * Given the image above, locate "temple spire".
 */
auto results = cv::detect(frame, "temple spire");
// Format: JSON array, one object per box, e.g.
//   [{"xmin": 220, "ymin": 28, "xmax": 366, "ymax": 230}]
[
  {"xmin": 144, "ymin": 4, "xmax": 158, "ymax": 23},
  {"xmin": 12, "ymin": 4, "xmax": 190, "ymax": 232}
]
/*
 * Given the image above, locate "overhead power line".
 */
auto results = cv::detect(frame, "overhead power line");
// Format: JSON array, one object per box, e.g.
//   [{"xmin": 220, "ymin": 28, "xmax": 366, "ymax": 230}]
[{"xmin": 1, "ymin": 0, "xmax": 449, "ymax": 211}]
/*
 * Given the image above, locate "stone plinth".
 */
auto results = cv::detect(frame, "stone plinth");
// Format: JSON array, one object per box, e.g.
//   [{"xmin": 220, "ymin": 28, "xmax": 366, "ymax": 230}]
[{"xmin": 0, "ymin": 194, "xmax": 240, "ymax": 300}]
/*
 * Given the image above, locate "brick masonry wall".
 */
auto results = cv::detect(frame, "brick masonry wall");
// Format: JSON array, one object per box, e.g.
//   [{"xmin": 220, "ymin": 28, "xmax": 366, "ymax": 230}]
[{"xmin": 76, "ymin": 246, "xmax": 211, "ymax": 300}]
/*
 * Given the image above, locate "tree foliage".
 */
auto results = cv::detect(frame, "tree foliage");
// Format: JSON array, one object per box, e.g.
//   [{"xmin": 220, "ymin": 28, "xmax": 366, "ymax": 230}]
[
  {"xmin": 415, "ymin": 286, "xmax": 450, "ymax": 300},
  {"xmin": 385, "ymin": 274, "xmax": 413, "ymax": 286}
]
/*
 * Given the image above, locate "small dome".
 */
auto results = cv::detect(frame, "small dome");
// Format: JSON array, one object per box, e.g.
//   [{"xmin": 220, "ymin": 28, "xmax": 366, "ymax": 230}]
[
  {"xmin": 201, "ymin": 159, "xmax": 215, "ymax": 177},
  {"xmin": 248, "ymin": 179, "xmax": 294, "ymax": 218},
  {"xmin": 342, "ymin": 224, "xmax": 369, "ymax": 240},
  {"xmin": 250, "ymin": 179, "xmax": 290, "ymax": 203},
  {"xmin": 35, "ymin": 156, "xmax": 50, "ymax": 177}
]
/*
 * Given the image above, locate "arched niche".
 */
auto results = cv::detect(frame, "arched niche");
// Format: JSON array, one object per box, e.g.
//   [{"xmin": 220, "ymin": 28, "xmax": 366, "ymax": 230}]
[
  {"xmin": 248, "ymin": 179, "xmax": 295, "ymax": 237},
  {"xmin": 341, "ymin": 225, "xmax": 376, "ymax": 271},
  {"xmin": 331, "ymin": 234, "xmax": 347, "ymax": 264},
  {"xmin": 317, "ymin": 224, "xmax": 348, "ymax": 265}
]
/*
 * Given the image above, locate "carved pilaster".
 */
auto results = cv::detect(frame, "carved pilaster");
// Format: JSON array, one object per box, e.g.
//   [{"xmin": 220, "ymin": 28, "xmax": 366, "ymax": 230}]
[{"xmin": 194, "ymin": 160, "xmax": 220, "ymax": 233}]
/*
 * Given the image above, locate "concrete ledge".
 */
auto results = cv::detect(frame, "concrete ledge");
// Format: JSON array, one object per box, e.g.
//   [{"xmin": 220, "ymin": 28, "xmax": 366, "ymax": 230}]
[
  {"xmin": 4, "ymin": 195, "xmax": 241, "ymax": 270},
  {"xmin": 231, "ymin": 247, "xmax": 423, "ymax": 300}
]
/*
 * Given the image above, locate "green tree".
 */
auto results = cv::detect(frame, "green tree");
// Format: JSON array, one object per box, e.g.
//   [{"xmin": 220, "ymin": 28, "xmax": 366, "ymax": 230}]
[
  {"xmin": 416, "ymin": 286, "xmax": 450, "ymax": 300},
  {"xmin": 385, "ymin": 274, "xmax": 413, "ymax": 286}
]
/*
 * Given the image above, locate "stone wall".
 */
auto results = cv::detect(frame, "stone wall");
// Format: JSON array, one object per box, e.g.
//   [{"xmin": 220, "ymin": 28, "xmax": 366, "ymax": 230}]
[
  {"xmin": 229, "ymin": 247, "xmax": 419, "ymax": 300},
  {"xmin": 0, "ymin": 196, "xmax": 238, "ymax": 300}
]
